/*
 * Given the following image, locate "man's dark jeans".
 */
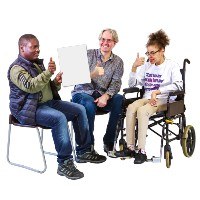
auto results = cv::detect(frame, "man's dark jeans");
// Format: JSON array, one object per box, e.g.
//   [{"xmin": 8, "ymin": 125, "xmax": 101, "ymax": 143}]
[
  {"xmin": 36, "ymin": 100, "xmax": 91, "ymax": 164},
  {"xmin": 72, "ymin": 92, "xmax": 123, "ymax": 146}
]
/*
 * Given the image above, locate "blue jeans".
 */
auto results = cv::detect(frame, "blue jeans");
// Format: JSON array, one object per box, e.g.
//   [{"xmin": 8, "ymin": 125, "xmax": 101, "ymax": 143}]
[
  {"xmin": 35, "ymin": 100, "xmax": 91, "ymax": 164},
  {"xmin": 72, "ymin": 93, "xmax": 123, "ymax": 146}
]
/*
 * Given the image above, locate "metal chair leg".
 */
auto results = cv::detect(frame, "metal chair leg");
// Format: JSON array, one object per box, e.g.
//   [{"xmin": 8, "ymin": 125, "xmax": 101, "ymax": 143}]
[
  {"xmin": 7, "ymin": 124, "xmax": 47, "ymax": 174},
  {"xmin": 40, "ymin": 128, "xmax": 57, "ymax": 156},
  {"xmin": 69, "ymin": 122, "xmax": 76, "ymax": 160}
]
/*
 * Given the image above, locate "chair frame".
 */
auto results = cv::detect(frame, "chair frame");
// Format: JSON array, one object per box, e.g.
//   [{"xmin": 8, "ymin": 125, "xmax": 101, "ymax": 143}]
[{"xmin": 7, "ymin": 115, "xmax": 74, "ymax": 173}]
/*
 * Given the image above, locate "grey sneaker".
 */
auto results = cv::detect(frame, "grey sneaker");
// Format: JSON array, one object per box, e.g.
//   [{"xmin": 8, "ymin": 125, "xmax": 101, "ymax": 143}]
[
  {"xmin": 76, "ymin": 150, "xmax": 107, "ymax": 163},
  {"xmin": 57, "ymin": 159, "xmax": 84, "ymax": 180}
]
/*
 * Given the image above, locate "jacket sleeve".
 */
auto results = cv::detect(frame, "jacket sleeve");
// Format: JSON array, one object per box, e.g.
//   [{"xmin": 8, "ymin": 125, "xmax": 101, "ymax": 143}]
[{"xmin": 10, "ymin": 65, "xmax": 52, "ymax": 93}]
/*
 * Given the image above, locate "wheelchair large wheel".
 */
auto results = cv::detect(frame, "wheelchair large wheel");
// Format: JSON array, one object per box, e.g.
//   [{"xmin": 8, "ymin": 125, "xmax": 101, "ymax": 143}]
[
  {"xmin": 179, "ymin": 115, "xmax": 186, "ymax": 147},
  {"xmin": 182, "ymin": 125, "xmax": 195, "ymax": 157},
  {"xmin": 165, "ymin": 151, "xmax": 171, "ymax": 168}
]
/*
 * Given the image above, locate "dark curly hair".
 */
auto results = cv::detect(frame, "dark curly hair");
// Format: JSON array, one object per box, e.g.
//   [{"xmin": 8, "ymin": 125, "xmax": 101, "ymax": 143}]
[{"xmin": 146, "ymin": 29, "xmax": 170, "ymax": 50}]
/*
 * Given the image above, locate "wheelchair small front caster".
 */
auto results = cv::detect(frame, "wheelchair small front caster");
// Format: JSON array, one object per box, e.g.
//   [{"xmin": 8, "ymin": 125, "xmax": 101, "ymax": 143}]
[
  {"xmin": 164, "ymin": 145, "xmax": 173, "ymax": 168},
  {"xmin": 165, "ymin": 151, "xmax": 171, "ymax": 168}
]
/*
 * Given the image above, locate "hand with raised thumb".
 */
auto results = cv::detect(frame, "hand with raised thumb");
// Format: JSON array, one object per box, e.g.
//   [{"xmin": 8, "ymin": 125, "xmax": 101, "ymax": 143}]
[
  {"xmin": 132, "ymin": 53, "xmax": 145, "ymax": 72},
  {"xmin": 91, "ymin": 61, "xmax": 104, "ymax": 78},
  {"xmin": 48, "ymin": 57, "xmax": 56, "ymax": 74}
]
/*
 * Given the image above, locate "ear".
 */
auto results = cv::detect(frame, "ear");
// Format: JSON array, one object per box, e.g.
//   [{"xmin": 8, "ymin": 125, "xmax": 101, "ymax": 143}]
[{"xmin": 20, "ymin": 45, "xmax": 25, "ymax": 52}]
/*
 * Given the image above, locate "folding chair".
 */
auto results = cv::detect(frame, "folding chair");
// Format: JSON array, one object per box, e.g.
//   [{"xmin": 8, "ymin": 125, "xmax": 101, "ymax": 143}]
[{"xmin": 6, "ymin": 115, "xmax": 76, "ymax": 173}]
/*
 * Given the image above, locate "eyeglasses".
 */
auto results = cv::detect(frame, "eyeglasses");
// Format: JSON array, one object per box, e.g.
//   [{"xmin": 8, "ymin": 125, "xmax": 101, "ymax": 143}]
[
  {"xmin": 145, "ymin": 49, "xmax": 160, "ymax": 56},
  {"xmin": 100, "ymin": 38, "xmax": 114, "ymax": 43}
]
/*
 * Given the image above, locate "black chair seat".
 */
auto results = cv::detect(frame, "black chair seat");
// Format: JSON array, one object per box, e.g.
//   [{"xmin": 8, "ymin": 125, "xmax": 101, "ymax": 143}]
[{"xmin": 9, "ymin": 114, "xmax": 50, "ymax": 129}]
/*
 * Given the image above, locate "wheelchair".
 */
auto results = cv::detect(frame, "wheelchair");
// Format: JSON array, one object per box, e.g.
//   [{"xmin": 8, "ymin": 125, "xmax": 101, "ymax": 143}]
[{"xmin": 112, "ymin": 58, "xmax": 195, "ymax": 168}]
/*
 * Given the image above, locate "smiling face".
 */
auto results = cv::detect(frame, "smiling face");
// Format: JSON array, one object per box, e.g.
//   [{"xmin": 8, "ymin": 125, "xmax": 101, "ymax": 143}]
[
  {"xmin": 146, "ymin": 44, "xmax": 165, "ymax": 65},
  {"xmin": 99, "ymin": 30, "xmax": 116, "ymax": 54},
  {"xmin": 20, "ymin": 38, "xmax": 40, "ymax": 61}
]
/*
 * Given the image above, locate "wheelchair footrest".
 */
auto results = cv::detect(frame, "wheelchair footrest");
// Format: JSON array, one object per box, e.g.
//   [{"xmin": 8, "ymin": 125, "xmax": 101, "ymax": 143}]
[{"xmin": 146, "ymin": 156, "xmax": 161, "ymax": 163}]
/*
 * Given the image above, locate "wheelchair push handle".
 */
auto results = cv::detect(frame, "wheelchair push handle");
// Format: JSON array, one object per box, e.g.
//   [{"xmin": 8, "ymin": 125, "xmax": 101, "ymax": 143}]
[{"xmin": 183, "ymin": 58, "xmax": 190, "ymax": 70}]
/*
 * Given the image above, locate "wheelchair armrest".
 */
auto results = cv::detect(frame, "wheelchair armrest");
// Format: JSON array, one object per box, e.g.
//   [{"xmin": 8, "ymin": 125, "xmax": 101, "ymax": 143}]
[
  {"xmin": 168, "ymin": 90, "xmax": 184, "ymax": 97},
  {"xmin": 167, "ymin": 90, "xmax": 185, "ymax": 102},
  {"xmin": 166, "ymin": 90, "xmax": 185, "ymax": 118},
  {"xmin": 123, "ymin": 87, "xmax": 140, "ymax": 94},
  {"xmin": 166, "ymin": 99, "xmax": 185, "ymax": 118}
]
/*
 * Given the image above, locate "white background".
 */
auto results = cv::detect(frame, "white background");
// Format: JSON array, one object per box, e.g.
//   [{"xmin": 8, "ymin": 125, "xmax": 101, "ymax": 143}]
[{"xmin": 0, "ymin": 0, "xmax": 199, "ymax": 199}]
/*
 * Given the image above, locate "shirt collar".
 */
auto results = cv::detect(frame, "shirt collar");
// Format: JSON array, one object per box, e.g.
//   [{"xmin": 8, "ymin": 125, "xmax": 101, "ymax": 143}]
[{"xmin": 97, "ymin": 49, "xmax": 114, "ymax": 61}]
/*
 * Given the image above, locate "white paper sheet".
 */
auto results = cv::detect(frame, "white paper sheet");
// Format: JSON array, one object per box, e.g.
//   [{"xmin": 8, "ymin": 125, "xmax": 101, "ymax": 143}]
[{"xmin": 57, "ymin": 44, "xmax": 91, "ymax": 87}]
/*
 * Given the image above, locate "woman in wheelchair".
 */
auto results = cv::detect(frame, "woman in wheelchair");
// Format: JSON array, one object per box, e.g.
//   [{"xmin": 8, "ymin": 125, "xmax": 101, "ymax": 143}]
[{"xmin": 125, "ymin": 29, "xmax": 183, "ymax": 164}]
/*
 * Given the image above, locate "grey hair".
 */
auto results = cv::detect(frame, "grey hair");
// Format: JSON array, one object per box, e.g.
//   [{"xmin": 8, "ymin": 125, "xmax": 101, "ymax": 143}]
[{"xmin": 98, "ymin": 28, "xmax": 119, "ymax": 43}]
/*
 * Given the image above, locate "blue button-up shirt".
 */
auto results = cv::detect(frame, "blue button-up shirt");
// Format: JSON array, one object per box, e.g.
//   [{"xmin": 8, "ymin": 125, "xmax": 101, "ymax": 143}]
[{"xmin": 72, "ymin": 49, "xmax": 124, "ymax": 97}]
